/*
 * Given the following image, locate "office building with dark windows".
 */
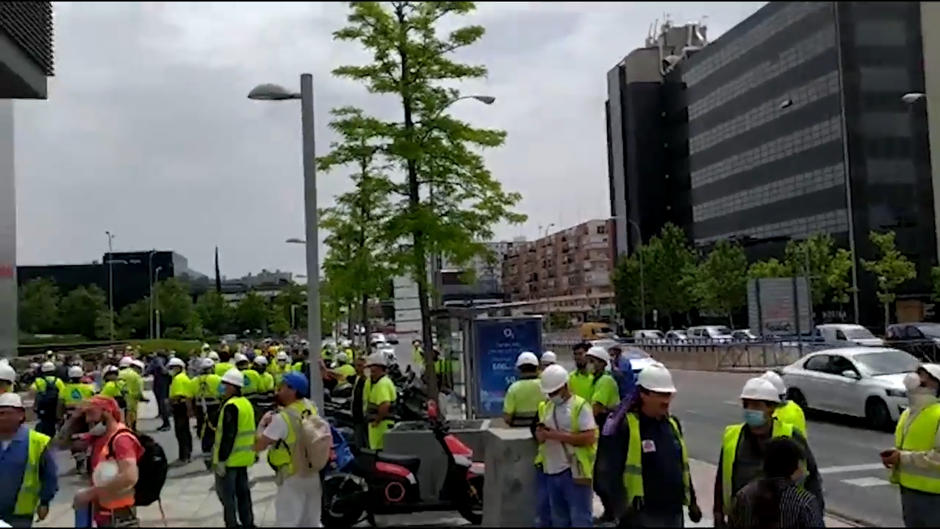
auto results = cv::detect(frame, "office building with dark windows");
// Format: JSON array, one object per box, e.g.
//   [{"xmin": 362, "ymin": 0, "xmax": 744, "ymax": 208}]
[{"xmin": 608, "ymin": 1, "xmax": 938, "ymax": 327}]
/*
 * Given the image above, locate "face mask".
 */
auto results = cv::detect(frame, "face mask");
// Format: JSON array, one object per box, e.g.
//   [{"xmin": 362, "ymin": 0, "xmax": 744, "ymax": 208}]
[
  {"xmin": 904, "ymin": 373, "xmax": 921, "ymax": 391},
  {"xmin": 743, "ymin": 409, "xmax": 767, "ymax": 427},
  {"xmin": 87, "ymin": 422, "xmax": 107, "ymax": 437},
  {"xmin": 217, "ymin": 383, "xmax": 226, "ymax": 395},
  {"xmin": 549, "ymin": 395, "xmax": 565, "ymax": 406},
  {"xmin": 364, "ymin": 369, "xmax": 371, "ymax": 379}
]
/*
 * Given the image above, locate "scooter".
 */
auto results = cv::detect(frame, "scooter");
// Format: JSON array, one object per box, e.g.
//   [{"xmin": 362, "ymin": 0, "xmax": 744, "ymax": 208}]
[{"xmin": 322, "ymin": 399, "xmax": 484, "ymax": 527}]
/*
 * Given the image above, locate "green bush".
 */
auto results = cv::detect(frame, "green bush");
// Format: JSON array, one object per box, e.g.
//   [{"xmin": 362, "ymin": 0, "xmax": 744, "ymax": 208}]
[{"xmin": 129, "ymin": 339, "xmax": 203, "ymax": 358}]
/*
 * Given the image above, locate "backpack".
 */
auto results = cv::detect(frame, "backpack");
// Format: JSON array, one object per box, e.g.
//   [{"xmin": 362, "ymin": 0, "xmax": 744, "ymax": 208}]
[
  {"xmin": 108, "ymin": 429, "xmax": 168, "ymax": 507},
  {"xmin": 283, "ymin": 401, "xmax": 332, "ymax": 476},
  {"xmin": 36, "ymin": 377, "xmax": 60, "ymax": 415}
]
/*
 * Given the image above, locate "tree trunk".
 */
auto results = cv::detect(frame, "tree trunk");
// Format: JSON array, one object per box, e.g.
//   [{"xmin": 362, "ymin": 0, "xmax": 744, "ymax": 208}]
[{"xmin": 361, "ymin": 294, "xmax": 370, "ymax": 347}]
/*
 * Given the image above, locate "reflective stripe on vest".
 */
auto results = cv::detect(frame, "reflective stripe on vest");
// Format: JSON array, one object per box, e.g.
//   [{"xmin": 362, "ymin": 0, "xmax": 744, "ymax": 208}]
[
  {"xmin": 720, "ymin": 420, "xmax": 797, "ymax": 514},
  {"xmin": 533, "ymin": 395, "xmax": 597, "ymax": 479},
  {"xmin": 213, "ymin": 397, "xmax": 257, "ymax": 467},
  {"xmin": 622, "ymin": 412, "xmax": 691, "ymax": 507},
  {"xmin": 14, "ymin": 430, "xmax": 51, "ymax": 516},
  {"xmin": 266, "ymin": 400, "xmax": 316, "ymax": 476},
  {"xmin": 891, "ymin": 403, "xmax": 940, "ymax": 493}
]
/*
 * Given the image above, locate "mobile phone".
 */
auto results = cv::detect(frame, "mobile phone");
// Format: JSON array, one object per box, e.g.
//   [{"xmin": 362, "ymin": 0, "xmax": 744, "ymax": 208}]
[{"xmin": 879, "ymin": 449, "xmax": 894, "ymax": 458}]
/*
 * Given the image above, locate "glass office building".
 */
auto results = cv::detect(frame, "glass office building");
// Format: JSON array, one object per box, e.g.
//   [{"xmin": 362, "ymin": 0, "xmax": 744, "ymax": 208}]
[{"xmin": 659, "ymin": 1, "xmax": 934, "ymax": 326}]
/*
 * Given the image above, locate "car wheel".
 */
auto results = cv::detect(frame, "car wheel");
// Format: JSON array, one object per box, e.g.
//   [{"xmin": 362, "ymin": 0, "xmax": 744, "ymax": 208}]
[
  {"xmin": 788, "ymin": 388, "xmax": 809, "ymax": 411},
  {"xmin": 865, "ymin": 398, "xmax": 893, "ymax": 431}
]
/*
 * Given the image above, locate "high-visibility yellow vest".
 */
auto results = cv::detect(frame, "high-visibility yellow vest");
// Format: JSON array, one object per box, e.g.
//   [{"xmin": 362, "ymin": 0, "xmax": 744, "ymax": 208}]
[
  {"xmin": 891, "ymin": 403, "xmax": 940, "ymax": 493},
  {"xmin": 193, "ymin": 374, "xmax": 221, "ymax": 400},
  {"xmin": 213, "ymin": 396, "xmax": 256, "ymax": 467},
  {"xmin": 14, "ymin": 429, "xmax": 51, "ymax": 516},
  {"xmin": 242, "ymin": 370, "xmax": 262, "ymax": 395},
  {"xmin": 720, "ymin": 420, "xmax": 798, "ymax": 514},
  {"xmin": 215, "ymin": 362, "xmax": 234, "ymax": 378},
  {"xmin": 622, "ymin": 412, "xmax": 691, "ymax": 507},
  {"xmin": 533, "ymin": 395, "xmax": 596, "ymax": 479},
  {"xmin": 169, "ymin": 373, "xmax": 193, "ymax": 399},
  {"xmin": 773, "ymin": 400, "xmax": 808, "ymax": 439},
  {"xmin": 266, "ymin": 400, "xmax": 317, "ymax": 476},
  {"xmin": 62, "ymin": 383, "xmax": 95, "ymax": 406},
  {"xmin": 260, "ymin": 372, "xmax": 275, "ymax": 393}
]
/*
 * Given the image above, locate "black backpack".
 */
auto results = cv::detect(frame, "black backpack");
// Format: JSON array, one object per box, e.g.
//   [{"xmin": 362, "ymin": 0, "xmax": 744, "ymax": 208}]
[
  {"xmin": 108, "ymin": 429, "xmax": 168, "ymax": 507},
  {"xmin": 36, "ymin": 377, "xmax": 60, "ymax": 415}
]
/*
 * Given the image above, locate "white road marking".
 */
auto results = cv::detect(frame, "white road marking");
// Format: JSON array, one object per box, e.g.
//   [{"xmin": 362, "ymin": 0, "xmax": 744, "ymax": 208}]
[
  {"xmin": 819, "ymin": 463, "xmax": 886, "ymax": 475},
  {"xmin": 840, "ymin": 477, "xmax": 892, "ymax": 487},
  {"xmin": 723, "ymin": 400, "xmax": 739, "ymax": 406}
]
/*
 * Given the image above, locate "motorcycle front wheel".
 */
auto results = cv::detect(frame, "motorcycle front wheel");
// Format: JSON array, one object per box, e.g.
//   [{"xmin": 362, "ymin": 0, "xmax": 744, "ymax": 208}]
[
  {"xmin": 321, "ymin": 474, "xmax": 367, "ymax": 528},
  {"xmin": 457, "ymin": 475, "xmax": 484, "ymax": 525}
]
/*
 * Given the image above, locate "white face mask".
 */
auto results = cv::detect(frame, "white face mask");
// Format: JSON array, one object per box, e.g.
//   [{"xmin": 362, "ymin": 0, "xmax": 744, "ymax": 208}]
[
  {"xmin": 549, "ymin": 395, "xmax": 565, "ymax": 406},
  {"xmin": 904, "ymin": 373, "xmax": 922, "ymax": 391}
]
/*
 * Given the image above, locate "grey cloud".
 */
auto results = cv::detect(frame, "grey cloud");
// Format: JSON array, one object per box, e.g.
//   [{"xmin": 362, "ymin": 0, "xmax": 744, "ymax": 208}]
[{"xmin": 15, "ymin": 1, "xmax": 765, "ymax": 276}]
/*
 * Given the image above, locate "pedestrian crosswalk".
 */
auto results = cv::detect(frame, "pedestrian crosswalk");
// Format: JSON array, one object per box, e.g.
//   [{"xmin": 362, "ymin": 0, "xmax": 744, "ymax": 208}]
[
  {"xmin": 592, "ymin": 494, "xmax": 713, "ymax": 527},
  {"xmin": 819, "ymin": 463, "xmax": 892, "ymax": 488}
]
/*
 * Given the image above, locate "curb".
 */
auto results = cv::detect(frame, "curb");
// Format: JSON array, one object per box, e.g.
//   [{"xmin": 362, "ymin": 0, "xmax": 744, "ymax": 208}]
[{"xmin": 826, "ymin": 509, "xmax": 873, "ymax": 528}]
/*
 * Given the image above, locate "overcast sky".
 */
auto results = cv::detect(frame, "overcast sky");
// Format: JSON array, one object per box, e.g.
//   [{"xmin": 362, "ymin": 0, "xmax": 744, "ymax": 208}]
[{"xmin": 15, "ymin": 1, "xmax": 764, "ymax": 277}]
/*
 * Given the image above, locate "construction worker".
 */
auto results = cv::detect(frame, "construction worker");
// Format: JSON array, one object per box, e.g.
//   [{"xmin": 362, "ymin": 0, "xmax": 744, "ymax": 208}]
[
  {"xmin": 761, "ymin": 370, "xmax": 807, "ymax": 437},
  {"xmin": 117, "ymin": 357, "xmax": 144, "ymax": 431},
  {"xmin": 540, "ymin": 351, "xmax": 557, "ymax": 370},
  {"xmin": 503, "ymin": 352, "xmax": 544, "ymax": 427},
  {"xmin": 585, "ymin": 347, "xmax": 619, "ymax": 425},
  {"xmin": 713, "ymin": 377, "xmax": 824, "ymax": 526},
  {"xmin": 331, "ymin": 352, "xmax": 356, "ymax": 385},
  {"xmin": 236, "ymin": 354, "xmax": 260, "ymax": 397},
  {"xmin": 412, "ymin": 340, "xmax": 424, "ymax": 372},
  {"xmin": 253, "ymin": 356, "xmax": 275, "ymax": 394},
  {"xmin": 255, "ymin": 372, "xmax": 322, "ymax": 527},
  {"xmin": 882, "ymin": 363, "xmax": 940, "ymax": 527},
  {"xmin": 533, "ymin": 364, "xmax": 597, "ymax": 527},
  {"xmin": 61, "ymin": 365, "xmax": 95, "ymax": 475},
  {"xmin": 98, "ymin": 366, "xmax": 127, "ymax": 413},
  {"xmin": 31, "ymin": 362, "xmax": 64, "ymax": 438},
  {"xmin": 567, "ymin": 343, "xmax": 594, "ymax": 401},
  {"xmin": 213, "ymin": 369, "xmax": 256, "ymax": 529},
  {"xmin": 363, "ymin": 352, "xmax": 397, "ymax": 450},
  {"xmin": 0, "ymin": 362, "xmax": 15, "ymax": 394},
  {"xmin": 292, "ymin": 349, "xmax": 310, "ymax": 374},
  {"xmin": 192, "ymin": 358, "xmax": 222, "ymax": 470},
  {"xmin": 168, "ymin": 357, "xmax": 194, "ymax": 464},
  {"xmin": 0, "ymin": 393, "xmax": 58, "ymax": 527},
  {"xmin": 215, "ymin": 351, "xmax": 235, "ymax": 377},
  {"xmin": 271, "ymin": 352, "xmax": 290, "ymax": 386},
  {"xmin": 598, "ymin": 363, "xmax": 703, "ymax": 526},
  {"xmin": 320, "ymin": 342, "xmax": 334, "ymax": 366}
]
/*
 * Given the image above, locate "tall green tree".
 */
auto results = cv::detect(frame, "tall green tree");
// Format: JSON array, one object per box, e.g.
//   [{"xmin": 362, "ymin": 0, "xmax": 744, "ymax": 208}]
[
  {"xmin": 118, "ymin": 299, "xmax": 150, "ymax": 338},
  {"xmin": 826, "ymin": 248, "xmax": 855, "ymax": 312},
  {"xmin": 195, "ymin": 290, "xmax": 235, "ymax": 336},
  {"xmin": 784, "ymin": 234, "xmax": 839, "ymax": 306},
  {"xmin": 271, "ymin": 283, "xmax": 306, "ymax": 333},
  {"xmin": 332, "ymin": 1, "xmax": 526, "ymax": 398},
  {"xmin": 235, "ymin": 292, "xmax": 269, "ymax": 334},
  {"xmin": 59, "ymin": 285, "xmax": 108, "ymax": 339},
  {"xmin": 18, "ymin": 278, "xmax": 61, "ymax": 335},
  {"xmin": 862, "ymin": 230, "xmax": 916, "ymax": 328},
  {"xmin": 644, "ymin": 223, "xmax": 695, "ymax": 326},
  {"xmin": 612, "ymin": 255, "xmax": 642, "ymax": 320},
  {"xmin": 747, "ymin": 258, "xmax": 790, "ymax": 280},
  {"xmin": 693, "ymin": 240, "xmax": 748, "ymax": 326},
  {"xmin": 153, "ymin": 278, "xmax": 198, "ymax": 337}
]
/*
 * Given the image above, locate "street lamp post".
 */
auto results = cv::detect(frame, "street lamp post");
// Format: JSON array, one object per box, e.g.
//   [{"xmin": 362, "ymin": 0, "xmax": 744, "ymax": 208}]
[
  {"xmin": 250, "ymin": 75, "xmax": 323, "ymax": 410},
  {"xmin": 105, "ymin": 231, "xmax": 115, "ymax": 340},
  {"xmin": 147, "ymin": 250, "xmax": 157, "ymax": 340},
  {"xmin": 151, "ymin": 265, "xmax": 162, "ymax": 340}
]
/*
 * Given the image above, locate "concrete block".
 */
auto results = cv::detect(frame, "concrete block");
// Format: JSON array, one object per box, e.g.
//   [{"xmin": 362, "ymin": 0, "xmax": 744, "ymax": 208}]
[
  {"xmin": 383, "ymin": 419, "xmax": 489, "ymax": 501},
  {"xmin": 481, "ymin": 427, "xmax": 538, "ymax": 528}
]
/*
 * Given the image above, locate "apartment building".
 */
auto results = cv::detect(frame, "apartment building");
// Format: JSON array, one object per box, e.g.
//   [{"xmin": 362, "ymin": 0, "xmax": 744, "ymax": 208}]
[{"xmin": 501, "ymin": 219, "xmax": 616, "ymax": 313}]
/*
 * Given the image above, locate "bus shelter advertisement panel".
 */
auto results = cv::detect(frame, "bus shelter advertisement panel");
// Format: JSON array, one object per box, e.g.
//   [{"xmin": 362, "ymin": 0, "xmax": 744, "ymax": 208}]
[{"xmin": 473, "ymin": 317, "xmax": 542, "ymax": 418}]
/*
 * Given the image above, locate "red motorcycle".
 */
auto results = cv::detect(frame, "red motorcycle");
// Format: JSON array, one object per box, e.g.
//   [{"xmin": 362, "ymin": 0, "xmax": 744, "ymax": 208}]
[{"xmin": 322, "ymin": 400, "xmax": 485, "ymax": 527}]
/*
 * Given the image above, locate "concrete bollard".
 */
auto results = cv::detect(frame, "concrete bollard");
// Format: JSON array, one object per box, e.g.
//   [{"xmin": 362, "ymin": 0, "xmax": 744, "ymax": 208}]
[{"xmin": 482, "ymin": 427, "xmax": 538, "ymax": 527}]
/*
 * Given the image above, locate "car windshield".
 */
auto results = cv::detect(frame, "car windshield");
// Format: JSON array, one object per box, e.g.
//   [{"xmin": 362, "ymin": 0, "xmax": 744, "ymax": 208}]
[
  {"xmin": 672, "ymin": 331, "xmax": 687, "ymax": 337},
  {"xmin": 853, "ymin": 350, "xmax": 920, "ymax": 376},
  {"xmin": 843, "ymin": 327, "xmax": 876, "ymax": 339},
  {"xmin": 916, "ymin": 324, "xmax": 940, "ymax": 338},
  {"xmin": 710, "ymin": 327, "xmax": 732, "ymax": 336},
  {"xmin": 622, "ymin": 349, "xmax": 651, "ymax": 361}
]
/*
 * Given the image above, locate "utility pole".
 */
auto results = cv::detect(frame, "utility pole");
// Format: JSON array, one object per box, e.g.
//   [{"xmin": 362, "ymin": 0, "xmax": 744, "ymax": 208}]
[{"xmin": 105, "ymin": 231, "xmax": 115, "ymax": 340}]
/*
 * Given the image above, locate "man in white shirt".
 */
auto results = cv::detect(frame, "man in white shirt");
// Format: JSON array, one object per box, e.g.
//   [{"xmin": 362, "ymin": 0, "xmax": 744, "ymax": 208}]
[
  {"xmin": 535, "ymin": 365, "xmax": 598, "ymax": 527},
  {"xmin": 254, "ymin": 372, "xmax": 321, "ymax": 527}
]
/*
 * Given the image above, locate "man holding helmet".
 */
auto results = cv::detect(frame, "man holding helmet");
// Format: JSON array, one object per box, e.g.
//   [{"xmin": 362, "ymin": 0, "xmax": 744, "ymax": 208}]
[
  {"xmin": 533, "ymin": 364, "xmax": 596, "ymax": 527},
  {"xmin": 363, "ymin": 352, "xmax": 397, "ymax": 450},
  {"xmin": 761, "ymin": 370, "xmax": 807, "ymax": 437},
  {"xmin": 503, "ymin": 352, "xmax": 544, "ymax": 427},
  {"xmin": 882, "ymin": 363, "xmax": 940, "ymax": 527},
  {"xmin": 713, "ymin": 377, "xmax": 823, "ymax": 527}
]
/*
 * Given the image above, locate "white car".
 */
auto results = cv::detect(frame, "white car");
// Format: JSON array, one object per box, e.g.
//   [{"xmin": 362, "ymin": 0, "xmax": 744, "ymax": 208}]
[
  {"xmin": 781, "ymin": 347, "xmax": 919, "ymax": 430},
  {"xmin": 815, "ymin": 324, "xmax": 884, "ymax": 347}
]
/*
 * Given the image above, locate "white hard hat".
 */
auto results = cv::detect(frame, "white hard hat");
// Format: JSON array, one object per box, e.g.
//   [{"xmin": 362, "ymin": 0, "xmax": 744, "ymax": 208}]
[
  {"xmin": 336, "ymin": 352, "xmax": 349, "ymax": 364},
  {"xmin": 132, "ymin": 360, "xmax": 145, "ymax": 370},
  {"xmin": 540, "ymin": 351, "xmax": 557, "ymax": 365},
  {"xmin": 0, "ymin": 363, "xmax": 15, "ymax": 383},
  {"xmin": 365, "ymin": 352, "xmax": 387, "ymax": 367},
  {"xmin": 208, "ymin": 351, "xmax": 220, "ymax": 361},
  {"xmin": 167, "ymin": 358, "xmax": 185, "ymax": 369},
  {"xmin": 516, "ymin": 352, "xmax": 539, "ymax": 368},
  {"xmin": 740, "ymin": 377, "xmax": 781, "ymax": 403},
  {"xmin": 540, "ymin": 364, "xmax": 569, "ymax": 395},
  {"xmin": 119, "ymin": 357, "xmax": 133, "ymax": 368},
  {"xmin": 276, "ymin": 351, "xmax": 289, "ymax": 361},
  {"xmin": 234, "ymin": 353, "xmax": 249, "ymax": 364},
  {"xmin": 68, "ymin": 366, "xmax": 84, "ymax": 379},
  {"xmin": 761, "ymin": 371, "xmax": 787, "ymax": 395},
  {"xmin": 202, "ymin": 343, "xmax": 211, "ymax": 350},
  {"xmin": 0, "ymin": 393, "xmax": 24, "ymax": 409},
  {"xmin": 41, "ymin": 361, "xmax": 55, "ymax": 373},
  {"xmin": 253, "ymin": 355, "xmax": 268, "ymax": 366},
  {"xmin": 201, "ymin": 358, "xmax": 216, "ymax": 369},
  {"xmin": 586, "ymin": 346, "xmax": 610, "ymax": 364},
  {"xmin": 920, "ymin": 364, "xmax": 940, "ymax": 382},
  {"xmin": 221, "ymin": 368, "xmax": 244, "ymax": 387},
  {"xmin": 637, "ymin": 363, "xmax": 677, "ymax": 393},
  {"xmin": 103, "ymin": 365, "xmax": 119, "ymax": 375}
]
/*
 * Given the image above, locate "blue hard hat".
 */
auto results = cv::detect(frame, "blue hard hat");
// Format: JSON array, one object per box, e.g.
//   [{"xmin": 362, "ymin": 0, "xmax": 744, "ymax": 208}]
[{"xmin": 281, "ymin": 371, "xmax": 310, "ymax": 397}]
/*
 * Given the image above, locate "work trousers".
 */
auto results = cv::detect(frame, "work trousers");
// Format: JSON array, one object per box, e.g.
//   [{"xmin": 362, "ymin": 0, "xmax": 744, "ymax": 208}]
[
  {"xmin": 3, "ymin": 514, "xmax": 33, "ymax": 528},
  {"xmin": 901, "ymin": 487, "xmax": 940, "ymax": 528},
  {"xmin": 155, "ymin": 390, "xmax": 171, "ymax": 428},
  {"xmin": 275, "ymin": 473, "xmax": 322, "ymax": 527},
  {"xmin": 195, "ymin": 402, "xmax": 220, "ymax": 466},
  {"xmin": 215, "ymin": 466, "xmax": 255, "ymax": 529},
  {"xmin": 35, "ymin": 416, "xmax": 57, "ymax": 438},
  {"xmin": 172, "ymin": 401, "xmax": 192, "ymax": 461},
  {"xmin": 535, "ymin": 468, "xmax": 594, "ymax": 528}
]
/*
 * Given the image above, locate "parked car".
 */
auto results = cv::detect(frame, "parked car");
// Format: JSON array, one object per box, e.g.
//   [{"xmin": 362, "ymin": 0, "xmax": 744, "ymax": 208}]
[
  {"xmin": 369, "ymin": 333, "xmax": 387, "ymax": 346},
  {"xmin": 780, "ymin": 347, "xmax": 919, "ymax": 430},
  {"xmin": 687, "ymin": 325, "xmax": 734, "ymax": 343},
  {"xmin": 620, "ymin": 348, "xmax": 657, "ymax": 374},
  {"xmin": 665, "ymin": 330, "xmax": 688, "ymax": 343},
  {"xmin": 886, "ymin": 322, "xmax": 940, "ymax": 362},
  {"xmin": 731, "ymin": 329, "xmax": 759, "ymax": 342},
  {"xmin": 634, "ymin": 330, "xmax": 665, "ymax": 343},
  {"xmin": 815, "ymin": 323, "xmax": 884, "ymax": 347},
  {"xmin": 386, "ymin": 333, "xmax": 400, "ymax": 345}
]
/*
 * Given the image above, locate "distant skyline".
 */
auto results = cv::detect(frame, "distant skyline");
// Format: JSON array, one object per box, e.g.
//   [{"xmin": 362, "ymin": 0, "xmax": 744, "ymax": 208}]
[{"xmin": 16, "ymin": 2, "xmax": 765, "ymax": 277}]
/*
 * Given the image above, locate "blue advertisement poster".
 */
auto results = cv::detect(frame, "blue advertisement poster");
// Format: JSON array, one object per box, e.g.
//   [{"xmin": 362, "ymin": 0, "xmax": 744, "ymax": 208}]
[{"xmin": 473, "ymin": 317, "xmax": 542, "ymax": 418}]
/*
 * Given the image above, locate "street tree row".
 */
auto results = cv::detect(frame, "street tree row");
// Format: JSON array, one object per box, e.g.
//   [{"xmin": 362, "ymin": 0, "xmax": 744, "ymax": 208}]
[
  {"xmin": 18, "ymin": 277, "xmax": 315, "ymax": 341},
  {"xmin": 316, "ymin": 2, "xmax": 526, "ymax": 397},
  {"xmin": 612, "ymin": 225, "xmax": 922, "ymax": 329}
]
